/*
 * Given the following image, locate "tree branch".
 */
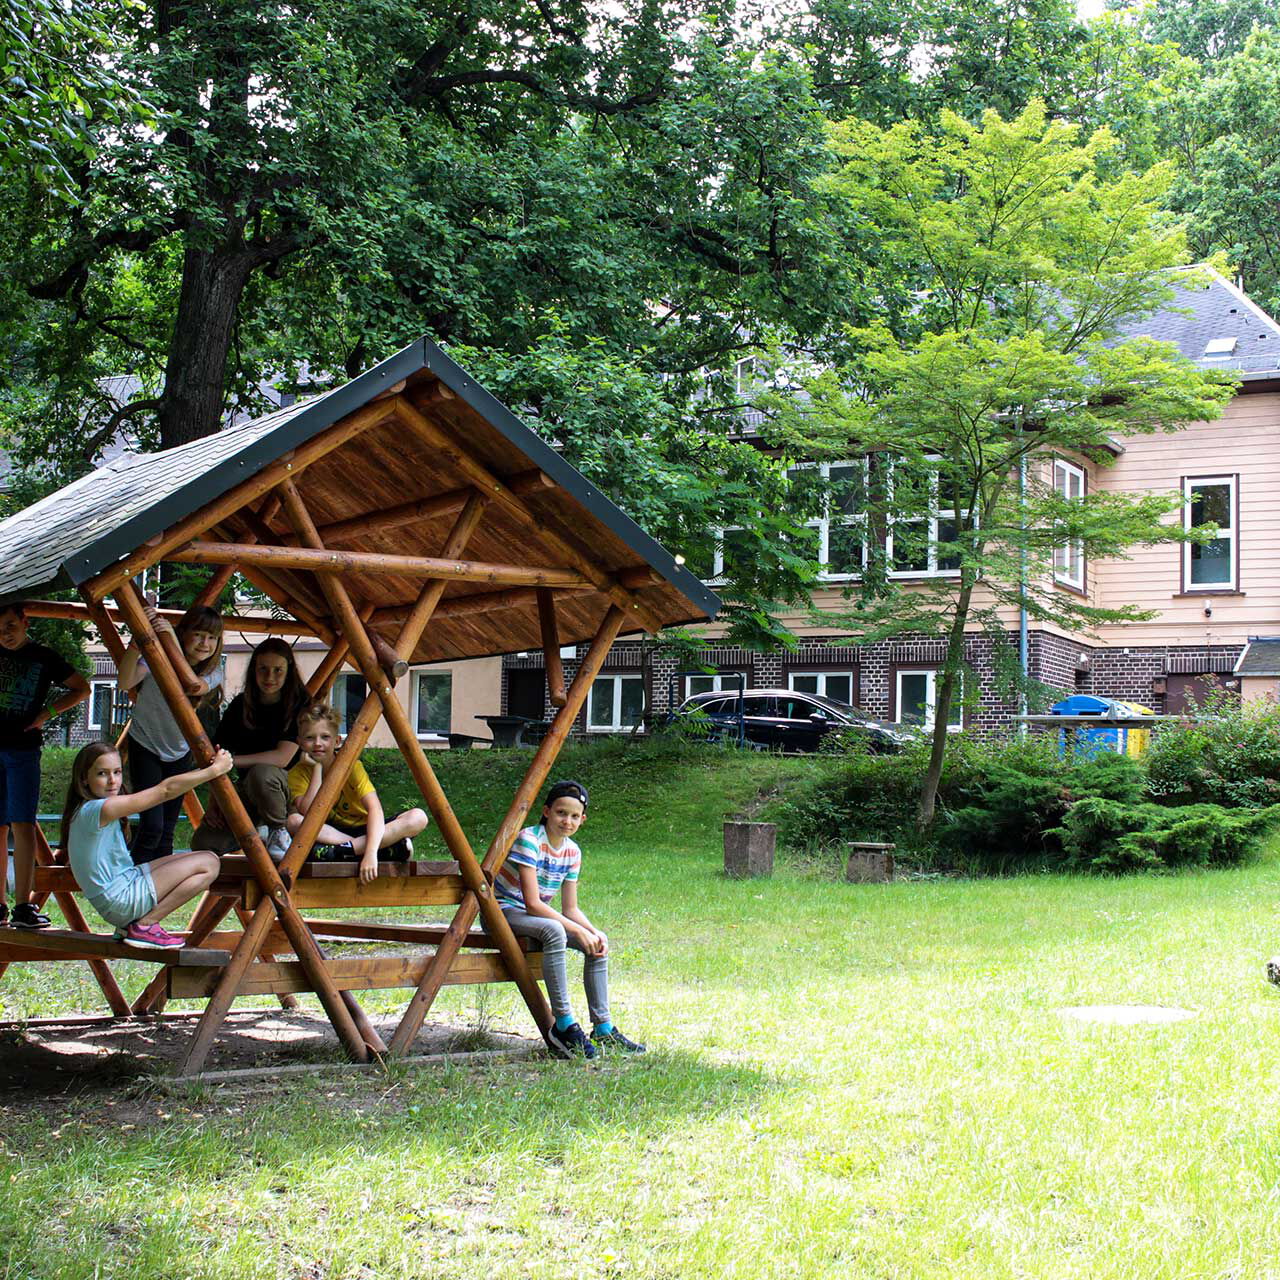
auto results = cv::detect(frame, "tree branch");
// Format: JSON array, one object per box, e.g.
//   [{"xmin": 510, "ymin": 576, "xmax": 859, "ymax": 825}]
[{"xmin": 81, "ymin": 397, "xmax": 162, "ymax": 464}]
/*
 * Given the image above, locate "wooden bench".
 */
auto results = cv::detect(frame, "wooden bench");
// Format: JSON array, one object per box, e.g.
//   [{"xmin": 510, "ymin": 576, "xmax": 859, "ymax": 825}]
[
  {"xmin": 169, "ymin": 949, "xmax": 544, "ymax": 999},
  {"xmin": 0, "ymin": 927, "xmax": 230, "ymax": 967},
  {"xmin": 211, "ymin": 856, "xmax": 467, "ymax": 910}
]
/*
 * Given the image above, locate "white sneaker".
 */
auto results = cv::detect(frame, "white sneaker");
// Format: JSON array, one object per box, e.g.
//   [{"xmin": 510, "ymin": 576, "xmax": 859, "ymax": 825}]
[{"xmin": 254, "ymin": 825, "xmax": 291, "ymax": 862}]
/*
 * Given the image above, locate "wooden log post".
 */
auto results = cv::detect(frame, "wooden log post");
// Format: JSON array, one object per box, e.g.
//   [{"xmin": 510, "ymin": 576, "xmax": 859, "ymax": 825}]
[
  {"xmin": 109, "ymin": 582, "xmax": 371, "ymax": 1071},
  {"xmin": 273, "ymin": 482, "xmax": 552, "ymax": 1051},
  {"xmin": 170, "ymin": 540, "xmax": 591, "ymax": 589},
  {"xmin": 537, "ymin": 589, "xmax": 567, "ymax": 708},
  {"xmin": 370, "ymin": 630, "xmax": 409, "ymax": 683},
  {"xmin": 170, "ymin": 483, "xmax": 490, "ymax": 1073},
  {"xmin": 388, "ymin": 605, "xmax": 626, "ymax": 1056},
  {"xmin": 22, "ymin": 600, "xmax": 316, "ymax": 639},
  {"xmin": 31, "ymin": 827, "xmax": 131, "ymax": 1015}
]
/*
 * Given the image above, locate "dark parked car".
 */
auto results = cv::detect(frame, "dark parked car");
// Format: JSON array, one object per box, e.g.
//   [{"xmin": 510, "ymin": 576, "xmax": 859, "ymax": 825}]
[{"xmin": 673, "ymin": 688, "xmax": 917, "ymax": 754}]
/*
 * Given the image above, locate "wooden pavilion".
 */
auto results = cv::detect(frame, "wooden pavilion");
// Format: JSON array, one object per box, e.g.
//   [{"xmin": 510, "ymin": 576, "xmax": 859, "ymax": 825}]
[{"xmin": 0, "ymin": 339, "xmax": 718, "ymax": 1076}]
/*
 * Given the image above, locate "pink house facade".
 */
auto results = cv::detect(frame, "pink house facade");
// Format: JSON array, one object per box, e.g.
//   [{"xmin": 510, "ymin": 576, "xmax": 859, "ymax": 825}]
[{"xmin": 500, "ymin": 268, "xmax": 1280, "ymax": 734}]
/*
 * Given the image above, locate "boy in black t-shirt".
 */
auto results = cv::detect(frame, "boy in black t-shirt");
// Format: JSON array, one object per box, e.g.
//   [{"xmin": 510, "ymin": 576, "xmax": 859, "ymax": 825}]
[{"xmin": 0, "ymin": 603, "xmax": 90, "ymax": 928}]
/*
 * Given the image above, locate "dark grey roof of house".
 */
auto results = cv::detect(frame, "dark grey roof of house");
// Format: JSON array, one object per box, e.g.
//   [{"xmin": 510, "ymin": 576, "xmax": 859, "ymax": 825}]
[
  {"xmin": 1115, "ymin": 268, "xmax": 1280, "ymax": 377},
  {"xmin": 0, "ymin": 338, "xmax": 721, "ymax": 626},
  {"xmin": 1234, "ymin": 638, "xmax": 1280, "ymax": 677}
]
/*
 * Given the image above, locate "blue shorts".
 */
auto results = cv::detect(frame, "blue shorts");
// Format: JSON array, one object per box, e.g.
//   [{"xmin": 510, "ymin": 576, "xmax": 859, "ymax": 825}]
[
  {"xmin": 88, "ymin": 863, "xmax": 157, "ymax": 929},
  {"xmin": 0, "ymin": 749, "xmax": 41, "ymax": 825}
]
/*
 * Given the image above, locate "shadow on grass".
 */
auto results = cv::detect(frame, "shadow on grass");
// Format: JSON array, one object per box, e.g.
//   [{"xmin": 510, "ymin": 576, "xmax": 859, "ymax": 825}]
[{"xmin": 0, "ymin": 1042, "xmax": 772, "ymax": 1279}]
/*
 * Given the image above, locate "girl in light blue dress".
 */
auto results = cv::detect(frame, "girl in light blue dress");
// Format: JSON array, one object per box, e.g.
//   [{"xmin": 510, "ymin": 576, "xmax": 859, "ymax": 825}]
[{"xmin": 60, "ymin": 740, "xmax": 232, "ymax": 948}]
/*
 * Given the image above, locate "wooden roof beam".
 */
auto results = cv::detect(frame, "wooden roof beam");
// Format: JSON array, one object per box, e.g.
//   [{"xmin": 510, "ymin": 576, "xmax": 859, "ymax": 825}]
[
  {"xmin": 390, "ymin": 395, "xmax": 664, "ymax": 634},
  {"xmin": 85, "ymin": 400, "xmax": 395, "ymax": 602},
  {"xmin": 297, "ymin": 470, "xmax": 554, "ymax": 546},
  {"xmin": 20, "ymin": 599, "xmax": 319, "ymax": 639},
  {"xmin": 367, "ymin": 566, "xmax": 659, "ymax": 628},
  {"xmin": 170, "ymin": 540, "xmax": 592, "ymax": 589}
]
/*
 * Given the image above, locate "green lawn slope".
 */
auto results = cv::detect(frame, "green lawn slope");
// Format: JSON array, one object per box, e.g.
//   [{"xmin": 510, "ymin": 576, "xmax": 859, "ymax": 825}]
[{"xmin": 5, "ymin": 739, "xmax": 1280, "ymax": 1278}]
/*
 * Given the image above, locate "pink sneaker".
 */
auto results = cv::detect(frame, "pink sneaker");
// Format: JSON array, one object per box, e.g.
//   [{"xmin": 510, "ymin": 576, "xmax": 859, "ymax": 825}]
[{"xmin": 123, "ymin": 921, "xmax": 184, "ymax": 949}]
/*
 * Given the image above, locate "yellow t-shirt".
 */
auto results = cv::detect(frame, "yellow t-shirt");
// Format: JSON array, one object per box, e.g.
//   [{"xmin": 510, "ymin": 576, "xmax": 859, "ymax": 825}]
[{"xmin": 287, "ymin": 753, "xmax": 376, "ymax": 828}]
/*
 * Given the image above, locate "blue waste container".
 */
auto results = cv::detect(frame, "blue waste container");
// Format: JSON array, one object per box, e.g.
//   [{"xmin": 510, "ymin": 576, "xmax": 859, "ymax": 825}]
[{"xmin": 1050, "ymin": 694, "xmax": 1128, "ymax": 758}]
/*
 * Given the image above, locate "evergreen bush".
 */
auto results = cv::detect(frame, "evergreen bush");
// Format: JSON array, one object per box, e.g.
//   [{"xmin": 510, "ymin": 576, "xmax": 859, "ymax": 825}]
[{"xmin": 776, "ymin": 729, "xmax": 1276, "ymax": 877}]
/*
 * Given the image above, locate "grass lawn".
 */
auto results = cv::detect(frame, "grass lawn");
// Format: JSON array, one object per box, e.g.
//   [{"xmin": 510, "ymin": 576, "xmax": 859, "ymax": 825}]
[{"xmin": 3, "ymin": 738, "xmax": 1280, "ymax": 1278}]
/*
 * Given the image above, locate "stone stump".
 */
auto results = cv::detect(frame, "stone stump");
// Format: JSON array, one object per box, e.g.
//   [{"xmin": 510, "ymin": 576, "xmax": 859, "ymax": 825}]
[
  {"xmin": 845, "ymin": 842, "xmax": 895, "ymax": 883},
  {"xmin": 724, "ymin": 821, "xmax": 775, "ymax": 878}
]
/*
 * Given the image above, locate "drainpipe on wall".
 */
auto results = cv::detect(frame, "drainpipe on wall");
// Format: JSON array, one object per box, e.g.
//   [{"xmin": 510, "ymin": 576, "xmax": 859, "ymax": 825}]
[{"xmin": 1018, "ymin": 453, "xmax": 1029, "ymax": 736}]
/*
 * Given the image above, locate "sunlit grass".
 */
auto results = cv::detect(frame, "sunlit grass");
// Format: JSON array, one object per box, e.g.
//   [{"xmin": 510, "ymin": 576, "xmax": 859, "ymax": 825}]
[{"xmin": 4, "ymin": 739, "xmax": 1280, "ymax": 1277}]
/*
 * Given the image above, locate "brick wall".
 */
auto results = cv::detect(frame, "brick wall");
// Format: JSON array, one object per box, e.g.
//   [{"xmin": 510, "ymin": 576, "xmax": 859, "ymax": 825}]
[{"xmin": 499, "ymin": 631, "xmax": 1244, "ymax": 733}]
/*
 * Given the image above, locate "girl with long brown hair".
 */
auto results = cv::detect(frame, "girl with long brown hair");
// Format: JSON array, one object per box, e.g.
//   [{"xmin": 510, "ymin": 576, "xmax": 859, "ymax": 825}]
[
  {"xmin": 193, "ymin": 637, "xmax": 308, "ymax": 859},
  {"xmin": 61, "ymin": 740, "xmax": 231, "ymax": 948},
  {"xmin": 117, "ymin": 604, "xmax": 225, "ymax": 864}
]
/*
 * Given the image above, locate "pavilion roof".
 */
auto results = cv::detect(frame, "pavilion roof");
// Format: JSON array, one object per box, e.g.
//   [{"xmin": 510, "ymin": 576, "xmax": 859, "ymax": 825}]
[{"xmin": 0, "ymin": 339, "xmax": 719, "ymax": 661}]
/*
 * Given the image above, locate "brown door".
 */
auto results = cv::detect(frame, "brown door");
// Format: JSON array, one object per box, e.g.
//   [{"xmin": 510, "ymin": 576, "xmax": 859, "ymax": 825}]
[{"xmin": 1165, "ymin": 673, "xmax": 1239, "ymax": 715}]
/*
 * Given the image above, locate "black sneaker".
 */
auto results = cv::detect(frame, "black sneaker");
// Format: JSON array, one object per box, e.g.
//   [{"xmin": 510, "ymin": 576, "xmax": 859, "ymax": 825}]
[
  {"xmin": 383, "ymin": 836, "xmax": 413, "ymax": 863},
  {"xmin": 591, "ymin": 1025, "xmax": 646, "ymax": 1054},
  {"xmin": 312, "ymin": 842, "xmax": 359, "ymax": 863},
  {"xmin": 11, "ymin": 902, "xmax": 51, "ymax": 930},
  {"xmin": 1267, "ymin": 956, "xmax": 1280, "ymax": 987},
  {"xmin": 546, "ymin": 1021, "xmax": 596, "ymax": 1060}
]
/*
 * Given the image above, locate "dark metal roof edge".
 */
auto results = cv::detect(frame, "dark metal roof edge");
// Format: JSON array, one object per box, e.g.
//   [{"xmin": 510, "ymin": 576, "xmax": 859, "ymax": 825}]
[
  {"xmin": 63, "ymin": 340, "xmax": 432, "ymax": 586},
  {"xmin": 423, "ymin": 340, "xmax": 722, "ymax": 621},
  {"xmin": 50, "ymin": 335, "xmax": 719, "ymax": 624}
]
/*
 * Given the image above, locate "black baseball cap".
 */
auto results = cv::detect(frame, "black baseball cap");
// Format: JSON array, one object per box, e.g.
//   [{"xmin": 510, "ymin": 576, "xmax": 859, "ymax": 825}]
[{"xmin": 545, "ymin": 780, "xmax": 588, "ymax": 810}]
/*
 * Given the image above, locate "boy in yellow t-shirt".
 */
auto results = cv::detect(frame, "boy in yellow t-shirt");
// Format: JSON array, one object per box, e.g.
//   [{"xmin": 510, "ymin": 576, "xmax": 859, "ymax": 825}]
[{"xmin": 286, "ymin": 702, "xmax": 428, "ymax": 883}]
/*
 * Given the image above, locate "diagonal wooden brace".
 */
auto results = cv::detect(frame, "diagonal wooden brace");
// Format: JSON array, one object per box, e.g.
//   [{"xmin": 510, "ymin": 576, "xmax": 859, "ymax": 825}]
[
  {"xmin": 388, "ymin": 604, "xmax": 627, "ymax": 1055},
  {"xmin": 273, "ymin": 482, "xmax": 552, "ymax": 1049},
  {"xmin": 110, "ymin": 582, "xmax": 370, "ymax": 1072}
]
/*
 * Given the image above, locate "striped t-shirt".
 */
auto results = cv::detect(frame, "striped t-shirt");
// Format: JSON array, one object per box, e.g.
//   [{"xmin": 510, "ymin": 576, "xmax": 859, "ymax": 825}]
[{"xmin": 495, "ymin": 824, "xmax": 581, "ymax": 909}]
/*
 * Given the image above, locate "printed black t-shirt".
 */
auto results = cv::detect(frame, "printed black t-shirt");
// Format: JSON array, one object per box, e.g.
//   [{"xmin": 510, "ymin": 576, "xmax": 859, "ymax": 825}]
[
  {"xmin": 0, "ymin": 643, "xmax": 76, "ymax": 750},
  {"xmin": 215, "ymin": 693, "xmax": 302, "ymax": 766}
]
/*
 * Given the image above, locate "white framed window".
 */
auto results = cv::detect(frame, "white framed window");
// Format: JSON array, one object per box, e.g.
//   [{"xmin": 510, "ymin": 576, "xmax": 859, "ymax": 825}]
[
  {"xmin": 413, "ymin": 670, "xmax": 452, "ymax": 738},
  {"xmin": 1053, "ymin": 458, "xmax": 1086, "ymax": 590},
  {"xmin": 734, "ymin": 356, "xmax": 760, "ymax": 397},
  {"xmin": 788, "ymin": 671, "xmax": 857, "ymax": 706},
  {"xmin": 704, "ymin": 526, "xmax": 755, "ymax": 584},
  {"xmin": 1183, "ymin": 475, "xmax": 1237, "ymax": 590},
  {"xmin": 896, "ymin": 669, "xmax": 963, "ymax": 732},
  {"xmin": 786, "ymin": 459, "xmax": 868, "ymax": 579},
  {"xmin": 587, "ymin": 674, "xmax": 645, "ymax": 733},
  {"xmin": 332, "ymin": 672, "xmax": 367, "ymax": 735},
  {"xmin": 87, "ymin": 680, "xmax": 117, "ymax": 732},
  {"xmin": 887, "ymin": 459, "xmax": 964, "ymax": 578},
  {"xmin": 684, "ymin": 673, "xmax": 742, "ymax": 698}
]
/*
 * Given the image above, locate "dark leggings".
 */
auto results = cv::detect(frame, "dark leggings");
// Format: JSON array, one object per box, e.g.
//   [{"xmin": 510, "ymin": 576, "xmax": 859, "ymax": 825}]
[{"xmin": 128, "ymin": 741, "xmax": 191, "ymax": 865}]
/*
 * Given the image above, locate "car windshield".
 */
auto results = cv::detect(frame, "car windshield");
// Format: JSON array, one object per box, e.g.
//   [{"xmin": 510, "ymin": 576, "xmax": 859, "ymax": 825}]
[{"xmin": 805, "ymin": 693, "xmax": 871, "ymax": 720}]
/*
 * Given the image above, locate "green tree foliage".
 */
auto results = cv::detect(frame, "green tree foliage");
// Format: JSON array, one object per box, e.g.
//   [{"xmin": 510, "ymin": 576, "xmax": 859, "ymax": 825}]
[
  {"xmin": 1110, "ymin": 0, "xmax": 1280, "ymax": 62},
  {"xmin": 0, "ymin": 2, "xmax": 864, "ymax": 642},
  {"xmin": 0, "ymin": 0, "xmax": 146, "ymax": 197},
  {"xmin": 768, "ymin": 101, "xmax": 1235, "ymax": 826},
  {"xmin": 1162, "ymin": 27, "xmax": 1280, "ymax": 315}
]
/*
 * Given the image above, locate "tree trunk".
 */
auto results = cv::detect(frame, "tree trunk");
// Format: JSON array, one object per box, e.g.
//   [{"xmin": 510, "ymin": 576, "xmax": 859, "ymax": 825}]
[
  {"xmin": 917, "ymin": 578, "xmax": 975, "ymax": 830},
  {"xmin": 157, "ymin": 244, "xmax": 255, "ymax": 450}
]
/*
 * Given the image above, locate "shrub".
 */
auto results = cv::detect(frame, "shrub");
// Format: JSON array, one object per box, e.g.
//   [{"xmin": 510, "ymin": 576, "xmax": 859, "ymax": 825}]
[
  {"xmin": 1054, "ymin": 797, "xmax": 1280, "ymax": 874},
  {"xmin": 1145, "ymin": 691, "xmax": 1280, "ymax": 808},
  {"xmin": 776, "ymin": 729, "xmax": 1272, "ymax": 877}
]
